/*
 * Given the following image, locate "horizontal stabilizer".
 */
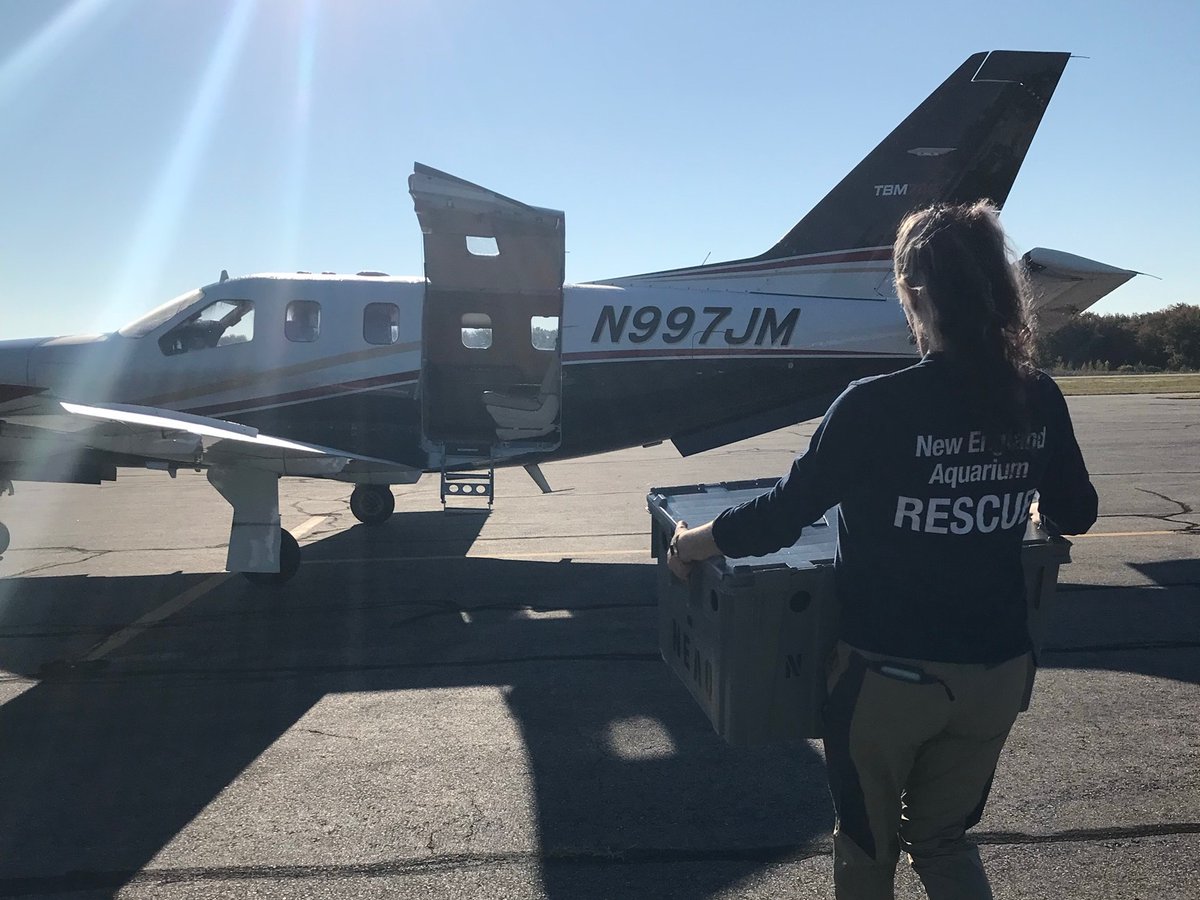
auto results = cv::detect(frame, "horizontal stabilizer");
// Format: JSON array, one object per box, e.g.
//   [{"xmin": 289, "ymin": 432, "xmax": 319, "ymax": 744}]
[{"xmin": 1021, "ymin": 248, "xmax": 1138, "ymax": 331}]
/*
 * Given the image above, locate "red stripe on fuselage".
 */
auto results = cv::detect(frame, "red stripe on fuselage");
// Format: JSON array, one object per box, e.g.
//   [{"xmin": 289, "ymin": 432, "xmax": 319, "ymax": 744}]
[{"xmin": 563, "ymin": 347, "xmax": 909, "ymax": 362}]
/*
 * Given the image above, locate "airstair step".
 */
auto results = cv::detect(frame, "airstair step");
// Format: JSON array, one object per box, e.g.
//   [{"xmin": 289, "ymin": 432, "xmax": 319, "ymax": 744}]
[{"xmin": 440, "ymin": 467, "xmax": 494, "ymax": 508}]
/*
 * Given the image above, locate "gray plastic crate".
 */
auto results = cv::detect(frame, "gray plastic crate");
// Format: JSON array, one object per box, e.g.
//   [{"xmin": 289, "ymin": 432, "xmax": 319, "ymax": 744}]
[{"xmin": 647, "ymin": 479, "xmax": 1071, "ymax": 748}]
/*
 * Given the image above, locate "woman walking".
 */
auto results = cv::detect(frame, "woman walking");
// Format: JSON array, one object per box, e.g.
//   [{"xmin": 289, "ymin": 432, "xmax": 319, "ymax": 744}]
[{"xmin": 668, "ymin": 201, "xmax": 1098, "ymax": 899}]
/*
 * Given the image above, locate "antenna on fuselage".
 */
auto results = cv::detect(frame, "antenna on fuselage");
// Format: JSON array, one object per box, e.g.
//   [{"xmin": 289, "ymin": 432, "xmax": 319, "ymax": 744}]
[{"xmin": 219, "ymin": 269, "xmax": 229, "ymax": 282}]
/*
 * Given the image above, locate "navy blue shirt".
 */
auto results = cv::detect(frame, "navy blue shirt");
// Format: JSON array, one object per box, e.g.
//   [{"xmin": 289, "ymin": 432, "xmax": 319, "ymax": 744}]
[{"xmin": 711, "ymin": 354, "xmax": 1098, "ymax": 664}]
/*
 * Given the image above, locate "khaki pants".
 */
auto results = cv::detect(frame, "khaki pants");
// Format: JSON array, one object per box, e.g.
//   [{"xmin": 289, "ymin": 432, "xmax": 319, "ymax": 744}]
[{"xmin": 822, "ymin": 641, "xmax": 1033, "ymax": 900}]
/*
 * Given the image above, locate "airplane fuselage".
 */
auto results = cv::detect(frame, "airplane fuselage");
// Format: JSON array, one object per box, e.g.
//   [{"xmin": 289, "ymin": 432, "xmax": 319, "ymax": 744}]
[{"xmin": 0, "ymin": 268, "xmax": 915, "ymax": 477}]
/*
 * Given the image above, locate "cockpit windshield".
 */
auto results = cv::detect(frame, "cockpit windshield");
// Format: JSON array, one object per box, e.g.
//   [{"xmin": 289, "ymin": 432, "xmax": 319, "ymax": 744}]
[{"xmin": 117, "ymin": 289, "xmax": 204, "ymax": 338}]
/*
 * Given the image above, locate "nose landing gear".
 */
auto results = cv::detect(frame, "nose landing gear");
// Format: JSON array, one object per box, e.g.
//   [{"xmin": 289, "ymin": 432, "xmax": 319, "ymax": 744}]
[{"xmin": 349, "ymin": 485, "xmax": 395, "ymax": 526}]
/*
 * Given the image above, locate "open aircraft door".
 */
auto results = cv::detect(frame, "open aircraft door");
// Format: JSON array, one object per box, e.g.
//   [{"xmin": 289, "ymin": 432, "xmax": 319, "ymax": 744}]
[{"xmin": 409, "ymin": 164, "xmax": 564, "ymax": 465}]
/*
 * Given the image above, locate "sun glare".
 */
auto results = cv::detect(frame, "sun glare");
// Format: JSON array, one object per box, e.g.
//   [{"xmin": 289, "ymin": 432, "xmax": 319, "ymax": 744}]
[
  {"xmin": 279, "ymin": 0, "xmax": 321, "ymax": 267},
  {"xmin": 53, "ymin": 0, "xmax": 259, "ymax": 407},
  {"xmin": 0, "ymin": 0, "xmax": 116, "ymax": 105},
  {"xmin": 105, "ymin": 0, "xmax": 256, "ymax": 318}
]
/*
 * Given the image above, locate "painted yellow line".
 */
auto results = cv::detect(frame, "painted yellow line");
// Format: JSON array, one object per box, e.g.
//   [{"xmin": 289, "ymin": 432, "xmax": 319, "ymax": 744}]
[
  {"xmin": 82, "ymin": 515, "xmax": 328, "ymax": 662},
  {"xmin": 291, "ymin": 515, "xmax": 331, "ymax": 541},
  {"xmin": 306, "ymin": 548, "xmax": 648, "ymax": 565},
  {"xmin": 299, "ymin": 528, "xmax": 1188, "ymax": 565},
  {"xmin": 82, "ymin": 572, "xmax": 232, "ymax": 661}
]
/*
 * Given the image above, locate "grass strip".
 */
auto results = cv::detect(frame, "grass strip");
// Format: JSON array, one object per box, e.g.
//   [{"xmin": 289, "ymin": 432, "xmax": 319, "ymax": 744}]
[{"xmin": 1053, "ymin": 373, "xmax": 1200, "ymax": 395}]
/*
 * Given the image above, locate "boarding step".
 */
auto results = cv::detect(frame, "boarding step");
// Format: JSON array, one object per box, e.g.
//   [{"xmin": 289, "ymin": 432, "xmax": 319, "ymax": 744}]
[{"xmin": 441, "ymin": 467, "xmax": 495, "ymax": 508}]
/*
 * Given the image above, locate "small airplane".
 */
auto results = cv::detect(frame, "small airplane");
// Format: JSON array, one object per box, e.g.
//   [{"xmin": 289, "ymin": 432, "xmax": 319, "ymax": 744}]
[{"xmin": 0, "ymin": 50, "xmax": 1136, "ymax": 583}]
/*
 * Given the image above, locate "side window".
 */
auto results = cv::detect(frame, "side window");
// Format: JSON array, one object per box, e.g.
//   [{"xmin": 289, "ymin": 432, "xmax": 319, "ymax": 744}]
[
  {"xmin": 531, "ymin": 315, "xmax": 559, "ymax": 351},
  {"xmin": 286, "ymin": 300, "xmax": 321, "ymax": 342},
  {"xmin": 159, "ymin": 300, "xmax": 254, "ymax": 356},
  {"xmin": 364, "ymin": 302, "xmax": 399, "ymax": 345},
  {"xmin": 461, "ymin": 313, "xmax": 492, "ymax": 349}
]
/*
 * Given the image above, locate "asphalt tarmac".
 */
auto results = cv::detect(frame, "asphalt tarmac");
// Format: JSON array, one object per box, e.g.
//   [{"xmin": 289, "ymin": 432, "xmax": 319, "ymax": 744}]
[{"xmin": 0, "ymin": 392, "xmax": 1197, "ymax": 899}]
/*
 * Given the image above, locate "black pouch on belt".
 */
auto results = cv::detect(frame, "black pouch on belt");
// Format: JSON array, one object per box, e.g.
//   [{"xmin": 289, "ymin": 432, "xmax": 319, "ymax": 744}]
[{"xmin": 863, "ymin": 657, "xmax": 957, "ymax": 702}]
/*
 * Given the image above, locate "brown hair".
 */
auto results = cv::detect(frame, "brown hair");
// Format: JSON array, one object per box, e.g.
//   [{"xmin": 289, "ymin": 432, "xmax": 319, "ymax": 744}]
[{"xmin": 893, "ymin": 200, "xmax": 1037, "ymax": 426}]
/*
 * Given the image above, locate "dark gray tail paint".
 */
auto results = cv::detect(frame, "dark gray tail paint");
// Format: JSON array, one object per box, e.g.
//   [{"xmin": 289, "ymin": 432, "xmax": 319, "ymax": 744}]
[{"xmin": 621, "ymin": 50, "xmax": 1071, "ymax": 280}]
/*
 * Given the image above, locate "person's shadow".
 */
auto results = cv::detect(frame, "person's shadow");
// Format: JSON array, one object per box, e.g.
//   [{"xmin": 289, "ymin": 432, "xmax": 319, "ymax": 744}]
[{"xmin": 0, "ymin": 511, "xmax": 833, "ymax": 898}]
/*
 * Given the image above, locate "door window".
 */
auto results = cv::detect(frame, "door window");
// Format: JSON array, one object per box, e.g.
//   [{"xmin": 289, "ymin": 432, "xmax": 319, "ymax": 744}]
[
  {"xmin": 531, "ymin": 316, "xmax": 559, "ymax": 351},
  {"xmin": 461, "ymin": 313, "xmax": 493, "ymax": 349}
]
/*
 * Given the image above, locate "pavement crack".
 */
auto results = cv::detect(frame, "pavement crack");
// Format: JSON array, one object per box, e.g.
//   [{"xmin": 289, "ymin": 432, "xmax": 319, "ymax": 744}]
[
  {"xmin": 1135, "ymin": 487, "xmax": 1194, "ymax": 517},
  {"xmin": 4, "ymin": 823, "xmax": 1198, "ymax": 893},
  {"xmin": 5, "ymin": 549, "xmax": 110, "ymax": 577},
  {"xmin": 1129, "ymin": 489, "xmax": 1200, "ymax": 535},
  {"xmin": 975, "ymin": 821, "xmax": 1200, "ymax": 847},
  {"xmin": 296, "ymin": 727, "xmax": 358, "ymax": 741},
  {"xmin": 28, "ymin": 651, "xmax": 664, "ymax": 686},
  {"xmin": 464, "ymin": 797, "xmax": 484, "ymax": 845}
]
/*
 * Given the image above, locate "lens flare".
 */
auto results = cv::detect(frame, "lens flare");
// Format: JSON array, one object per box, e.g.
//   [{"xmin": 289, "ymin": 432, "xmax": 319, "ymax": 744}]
[
  {"xmin": 106, "ymin": 0, "xmax": 257, "ymax": 320},
  {"xmin": 0, "ymin": 0, "xmax": 116, "ymax": 105},
  {"xmin": 279, "ymin": 0, "xmax": 321, "ymax": 266}
]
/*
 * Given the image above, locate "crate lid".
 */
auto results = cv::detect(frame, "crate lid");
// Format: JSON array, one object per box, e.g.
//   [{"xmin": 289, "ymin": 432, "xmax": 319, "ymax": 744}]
[
  {"xmin": 648, "ymin": 479, "xmax": 1070, "ymax": 573},
  {"xmin": 648, "ymin": 479, "xmax": 837, "ymax": 571}
]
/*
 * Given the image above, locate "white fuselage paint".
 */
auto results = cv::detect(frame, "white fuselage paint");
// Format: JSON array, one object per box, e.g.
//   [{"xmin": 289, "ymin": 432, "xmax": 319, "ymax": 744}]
[
  {"xmin": 6, "ymin": 266, "xmax": 913, "ymax": 407},
  {"xmin": 0, "ymin": 263, "xmax": 916, "ymax": 473}
]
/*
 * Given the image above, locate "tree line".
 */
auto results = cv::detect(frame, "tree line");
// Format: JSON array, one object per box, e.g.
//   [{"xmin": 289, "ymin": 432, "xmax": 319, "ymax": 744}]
[{"xmin": 1036, "ymin": 303, "xmax": 1200, "ymax": 372}]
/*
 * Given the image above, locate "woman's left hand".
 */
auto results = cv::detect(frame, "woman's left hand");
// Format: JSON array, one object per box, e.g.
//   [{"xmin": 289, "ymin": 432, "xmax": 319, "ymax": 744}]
[{"xmin": 667, "ymin": 521, "xmax": 694, "ymax": 581}]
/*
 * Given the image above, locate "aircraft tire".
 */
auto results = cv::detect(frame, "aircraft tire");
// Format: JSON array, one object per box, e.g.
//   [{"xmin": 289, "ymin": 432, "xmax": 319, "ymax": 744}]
[
  {"xmin": 350, "ymin": 485, "xmax": 395, "ymax": 526},
  {"xmin": 0, "ymin": 521, "xmax": 9, "ymax": 556},
  {"xmin": 243, "ymin": 529, "xmax": 301, "ymax": 586}
]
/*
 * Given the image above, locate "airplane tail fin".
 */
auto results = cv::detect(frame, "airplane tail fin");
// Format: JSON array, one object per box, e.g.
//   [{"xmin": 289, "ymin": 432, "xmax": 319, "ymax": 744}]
[{"xmin": 603, "ymin": 50, "xmax": 1071, "ymax": 290}]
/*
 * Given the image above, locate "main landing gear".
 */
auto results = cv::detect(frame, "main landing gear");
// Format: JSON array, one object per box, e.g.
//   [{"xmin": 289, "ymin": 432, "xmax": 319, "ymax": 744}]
[
  {"xmin": 243, "ymin": 529, "xmax": 300, "ymax": 587},
  {"xmin": 350, "ymin": 485, "xmax": 395, "ymax": 526},
  {"xmin": 207, "ymin": 467, "xmax": 304, "ymax": 587},
  {"xmin": 0, "ymin": 479, "xmax": 12, "ymax": 556}
]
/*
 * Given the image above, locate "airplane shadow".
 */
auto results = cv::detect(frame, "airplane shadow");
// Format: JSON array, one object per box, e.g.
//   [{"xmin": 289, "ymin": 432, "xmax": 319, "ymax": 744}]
[
  {"xmin": 1042, "ymin": 559, "xmax": 1200, "ymax": 684},
  {"xmin": 0, "ymin": 512, "xmax": 831, "ymax": 899}
]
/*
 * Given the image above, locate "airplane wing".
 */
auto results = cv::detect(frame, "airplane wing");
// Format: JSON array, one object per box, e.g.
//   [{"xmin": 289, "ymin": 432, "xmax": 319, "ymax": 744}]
[
  {"xmin": 1021, "ymin": 248, "xmax": 1139, "ymax": 331},
  {"xmin": 0, "ymin": 395, "xmax": 421, "ymax": 484}
]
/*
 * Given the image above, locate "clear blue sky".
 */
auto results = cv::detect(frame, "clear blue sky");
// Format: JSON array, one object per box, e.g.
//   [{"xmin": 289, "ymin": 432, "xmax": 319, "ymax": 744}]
[{"xmin": 1, "ymin": 0, "xmax": 1196, "ymax": 339}]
